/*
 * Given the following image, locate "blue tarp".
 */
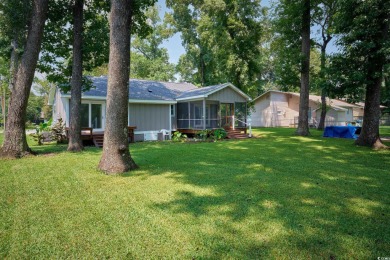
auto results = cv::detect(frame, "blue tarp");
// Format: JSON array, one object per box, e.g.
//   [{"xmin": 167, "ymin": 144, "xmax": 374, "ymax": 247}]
[{"xmin": 323, "ymin": 126, "xmax": 361, "ymax": 139}]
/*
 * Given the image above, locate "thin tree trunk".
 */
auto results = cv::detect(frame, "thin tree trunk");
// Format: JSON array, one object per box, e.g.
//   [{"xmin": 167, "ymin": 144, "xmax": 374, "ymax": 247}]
[
  {"xmin": 296, "ymin": 0, "xmax": 310, "ymax": 136},
  {"xmin": 98, "ymin": 0, "xmax": 138, "ymax": 174},
  {"xmin": 9, "ymin": 33, "xmax": 19, "ymax": 92},
  {"xmin": 355, "ymin": 6, "xmax": 389, "ymax": 149},
  {"xmin": 318, "ymin": 45, "xmax": 327, "ymax": 130},
  {"xmin": 68, "ymin": 0, "xmax": 84, "ymax": 152},
  {"xmin": 0, "ymin": 0, "xmax": 49, "ymax": 158}
]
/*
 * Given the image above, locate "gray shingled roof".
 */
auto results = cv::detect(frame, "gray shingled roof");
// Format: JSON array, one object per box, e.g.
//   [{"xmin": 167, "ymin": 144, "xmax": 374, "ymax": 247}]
[
  {"xmin": 80, "ymin": 76, "xmax": 198, "ymax": 101},
  {"xmin": 62, "ymin": 76, "xmax": 249, "ymax": 101},
  {"xmin": 176, "ymin": 83, "xmax": 227, "ymax": 99}
]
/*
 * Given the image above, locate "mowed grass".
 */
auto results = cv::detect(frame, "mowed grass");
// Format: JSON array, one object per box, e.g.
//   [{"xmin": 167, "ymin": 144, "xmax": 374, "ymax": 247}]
[{"xmin": 0, "ymin": 128, "xmax": 389, "ymax": 259}]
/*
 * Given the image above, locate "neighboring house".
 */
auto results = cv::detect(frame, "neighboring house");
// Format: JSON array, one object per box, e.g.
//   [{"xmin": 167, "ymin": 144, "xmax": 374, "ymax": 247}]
[
  {"xmin": 49, "ymin": 76, "xmax": 251, "ymax": 141},
  {"xmin": 251, "ymin": 90, "xmax": 358, "ymax": 127}
]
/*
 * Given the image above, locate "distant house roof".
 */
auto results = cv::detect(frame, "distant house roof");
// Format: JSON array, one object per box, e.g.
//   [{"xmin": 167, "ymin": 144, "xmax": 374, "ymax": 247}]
[
  {"xmin": 253, "ymin": 90, "xmax": 359, "ymax": 111},
  {"xmin": 58, "ymin": 76, "xmax": 250, "ymax": 103}
]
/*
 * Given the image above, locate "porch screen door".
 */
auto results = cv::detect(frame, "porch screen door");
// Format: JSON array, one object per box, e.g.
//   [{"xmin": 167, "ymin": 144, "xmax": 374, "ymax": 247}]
[{"xmin": 220, "ymin": 103, "xmax": 233, "ymax": 128}]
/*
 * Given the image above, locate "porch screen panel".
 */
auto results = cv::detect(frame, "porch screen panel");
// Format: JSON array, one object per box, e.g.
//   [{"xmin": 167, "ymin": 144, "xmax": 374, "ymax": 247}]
[
  {"xmin": 208, "ymin": 101, "xmax": 220, "ymax": 128},
  {"xmin": 177, "ymin": 102, "xmax": 189, "ymax": 129},
  {"xmin": 235, "ymin": 102, "xmax": 246, "ymax": 127},
  {"xmin": 189, "ymin": 101, "xmax": 203, "ymax": 129},
  {"xmin": 80, "ymin": 104, "xmax": 89, "ymax": 127}
]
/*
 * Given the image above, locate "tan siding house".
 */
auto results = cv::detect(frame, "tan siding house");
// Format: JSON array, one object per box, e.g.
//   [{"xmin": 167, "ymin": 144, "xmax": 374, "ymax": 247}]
[{"xmin": 251, "ymin": 91, "xmax": 359, "ymax": 127}]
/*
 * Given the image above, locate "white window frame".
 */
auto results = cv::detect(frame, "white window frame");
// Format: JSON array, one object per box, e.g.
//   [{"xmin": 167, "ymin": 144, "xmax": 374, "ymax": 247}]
[{"xmin": 81, "ymin": 101, "xmax": 105, "ymax": 131}]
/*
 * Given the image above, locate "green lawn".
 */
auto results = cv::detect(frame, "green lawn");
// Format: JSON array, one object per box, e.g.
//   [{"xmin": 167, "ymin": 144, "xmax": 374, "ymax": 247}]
[{"xmin": 0, "ymin": 128, "xmax": 389, "ymax": 258}]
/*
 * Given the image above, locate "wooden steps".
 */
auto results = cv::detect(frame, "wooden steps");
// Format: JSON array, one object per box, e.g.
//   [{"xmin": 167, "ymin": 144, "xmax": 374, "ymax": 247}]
[
  {"xmin": 93, "ymin": 134, "xmax": 104, "ymax": 148},
  {"xmin": 225, "ymin": 129, "xmax": 250, "ymax": 139}
]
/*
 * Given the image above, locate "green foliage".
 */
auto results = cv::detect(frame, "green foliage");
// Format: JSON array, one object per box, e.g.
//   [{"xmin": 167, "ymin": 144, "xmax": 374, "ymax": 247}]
[
  {"xmin": 196, "ymin": 129, "xmax": 211, "ymax": 141},
  {"xmin": 211, "ymin": 128, "xmax": 227, "ymax": 141},
  {"xmin": 171, "ymin": 131, "xmax": 187, "ymax": 142},
  {"xmin": 29, "ymin": 119, "xmax": 53, "ymax": 145},
  {"xmin": 167, "ymin": 0, "xmax": 264, "ymax": 95},
  {"xmin": 328, "ymin": 0, "xmax": 390, "ymax": 101},
  {"xmin": 26, "ymin": 93, "xmax": 44, "ymax": 124}
]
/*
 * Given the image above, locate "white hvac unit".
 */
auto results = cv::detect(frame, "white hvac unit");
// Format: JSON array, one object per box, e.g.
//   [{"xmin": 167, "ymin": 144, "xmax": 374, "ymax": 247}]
[{"xmin": 143, "ymin": 131, "xmax": 158, "ymax": 141}]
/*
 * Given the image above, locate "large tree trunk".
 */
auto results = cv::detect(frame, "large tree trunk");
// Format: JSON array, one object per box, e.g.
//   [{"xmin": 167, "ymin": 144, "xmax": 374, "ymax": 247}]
[
  {"xmin": 355, "ymin": 7, "xmax": 389, "ymax": 149},
  {"xmin": 98, "ymin": 0, "xmax": 138, "ymax": 174},
  {"xmin": 67, "ymin": 0, "xmax": 84, "ymax": 152},
  {"xmin": 296, "ymin": 0, "xmax": 310, "ymax": 136},
  {"xmin": 0, "ymin": 0, "xmax": 49, "ymax": 158}
]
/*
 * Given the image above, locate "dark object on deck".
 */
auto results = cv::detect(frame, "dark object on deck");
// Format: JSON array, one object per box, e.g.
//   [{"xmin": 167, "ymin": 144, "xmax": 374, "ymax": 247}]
[
  {"xmin": 323, "ymin": 126, "xmax": 361, "ymax": 139},
  {"xmin": 127, "ymin": 126, "xmax": 136, "ymax": 143}
]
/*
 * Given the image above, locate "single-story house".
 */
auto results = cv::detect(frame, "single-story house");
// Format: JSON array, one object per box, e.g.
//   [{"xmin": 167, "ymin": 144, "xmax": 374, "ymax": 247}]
[
  {"xmin": 49, "ymin": 76, "xmax": 251, "ymax": 141},
  {"xmin": 251, "ymin": 90, "xmax": 359, "ymax": 127}
]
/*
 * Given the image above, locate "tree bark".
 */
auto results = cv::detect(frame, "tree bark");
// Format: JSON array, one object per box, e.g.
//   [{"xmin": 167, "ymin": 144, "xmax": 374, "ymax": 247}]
[
  {"xmin": 9, "ymin": 32, "xmax": 20, "ymax": 92},
  {"xmin": 296, "ymin": 0, "xmax": 310, "ymax": 136},
  {"xmin": 318, "ymin": 45, "xmax": 328, "ymax": 130},
  {"xmin": 0, "ymin": 0, "xmax": 49, "ymax": 158},
  {"xmin": 355, "ymin": 6, "xmax": 389, "ymax": 149},
  {"xmin": 67, "ymin": 0, "xmax": 84, "ymax": 152},
  {"xmin": 98, "ymin": 0, "xmax": 138, "ymax": 174}
]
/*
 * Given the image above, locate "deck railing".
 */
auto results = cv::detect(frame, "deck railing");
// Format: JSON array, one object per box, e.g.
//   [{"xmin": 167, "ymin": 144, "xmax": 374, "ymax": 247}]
[{"xmin": 233, "ymin": 116, "xmax": 252, "ymax": 137}]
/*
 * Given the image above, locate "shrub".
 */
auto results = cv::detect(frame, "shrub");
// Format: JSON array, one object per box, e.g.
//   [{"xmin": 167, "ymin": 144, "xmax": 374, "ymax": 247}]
[
  {"xmin": 172, "ymin": 131, "xmax": 187, "ymax": 142},
  {"xmin": 211, "ymin": 128, "xmax": 227, "ymax": 141},
  {"xmin": 30, "ymin": 119, "xmax": 53, "ymax": 145}
]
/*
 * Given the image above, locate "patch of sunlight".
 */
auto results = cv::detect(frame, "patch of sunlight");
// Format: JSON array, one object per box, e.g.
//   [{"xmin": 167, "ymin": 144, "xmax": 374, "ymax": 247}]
[
  {"xmin": 290, "ymin": 137, "xmax": 322, "ymax": 143},
  {"xmin": 356, "ymin": 176, "xmax": 372, "ymax": 181},
  {"xmin": 252, "ymin": 221, "xmax": 288, "ymax": 242},
  {"xmin": 246, "ymin": 163, "xmax": 265, "ymax": 170},
  {"xmin": 226, "ymin": 145, "xmax": 249, "ymax": 150},
  {"xmin": 316, "ymin": 218, "xmax": 337, "ymax": 226},
  {"xmin": 197, "ymin": 162, "xmax": 217, "ymax": 166},
  {"xmin": 261, "ymin": 200, "xmax": 280, "ymax": 209},
  {"xmin": 11, "ymin": 164, "xmax": 25, "ymax": 172},
  {"xmin": 348, "ymin": 198, "xmax": 381, "ymax": 216},
  {"xmin": 301, "ymin": 182, "xmax": 315, "ymax": 188},
  {"xmin": 323, "ymin": 156, "xmax": 348, "ymax": 163},
  {"xmin": 246, "ymin": 163, "xmax": 274, "ymax": 173},
  {"xmin": 301, "ymin": 198, "xmax": 316, "ymax": 205},
  {"xmin": 320, "ymin": 173, "xmax": 339, "ymax": 181}
]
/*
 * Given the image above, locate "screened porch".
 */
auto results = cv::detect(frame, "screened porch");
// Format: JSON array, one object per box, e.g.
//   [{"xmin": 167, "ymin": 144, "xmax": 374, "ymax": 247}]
[{"xmin": 176, "ymin": 100, "xmax": 247, "ymax": 130}]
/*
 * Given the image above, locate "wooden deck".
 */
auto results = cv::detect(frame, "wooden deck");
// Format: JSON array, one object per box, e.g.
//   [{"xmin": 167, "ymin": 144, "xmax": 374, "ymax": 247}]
[{"xmin": 65, "ymin": 126, "xmax": 136, "ymax": 148}]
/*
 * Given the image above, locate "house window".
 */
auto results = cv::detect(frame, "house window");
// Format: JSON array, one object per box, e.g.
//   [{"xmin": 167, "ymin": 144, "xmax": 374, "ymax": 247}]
[
  {"xmin": 277, "ymin": 110, "xmax": 283, "ymax": 116},
  {"xmin": 171, "ymin": 104, "xmax": 175, "ymax": 117},
  {"xmin": 80, "ymin": 102, "xmax": 104, "ymax": 129},
  {"xmin": 80, "ymin": 104, "xmax": 89, "ymax": 127}
]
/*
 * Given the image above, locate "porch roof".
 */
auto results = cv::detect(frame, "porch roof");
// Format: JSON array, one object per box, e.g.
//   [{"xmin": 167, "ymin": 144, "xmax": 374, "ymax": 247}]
[{"xmin": 176, "ymin": 83, "xmax": 252, "ymax": 101}]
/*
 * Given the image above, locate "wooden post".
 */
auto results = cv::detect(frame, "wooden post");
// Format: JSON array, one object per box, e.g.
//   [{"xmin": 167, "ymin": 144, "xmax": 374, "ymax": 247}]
[{"xmin": 203, "ymin": 98, "xmax": 206, "ymax": 130}]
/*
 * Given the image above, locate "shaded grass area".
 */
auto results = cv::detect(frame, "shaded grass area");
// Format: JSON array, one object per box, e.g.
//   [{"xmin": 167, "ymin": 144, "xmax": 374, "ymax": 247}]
[{"xmin": 0, "ymin": 128, "xmax": 389, "ymax": 258}]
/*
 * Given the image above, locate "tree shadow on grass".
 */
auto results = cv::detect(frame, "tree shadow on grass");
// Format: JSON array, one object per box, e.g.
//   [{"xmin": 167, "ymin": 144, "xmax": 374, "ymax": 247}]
[{"xmin": 144, "ymin": 134, "xmax": 390, "ymax": 258}]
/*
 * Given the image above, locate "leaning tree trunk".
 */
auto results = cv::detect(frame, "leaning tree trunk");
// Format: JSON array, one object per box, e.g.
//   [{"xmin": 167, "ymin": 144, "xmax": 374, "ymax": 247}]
[
  {"xmin": 9, "ymin": 32, "xmax": 20, "ymax": 92},
  {"xmin": 98, "ymin": 0, "xmax": 138, "ymax": 174},
  {"xmin": 318, "ymin": 45, "xmax": 329, "ymax": 130},
  {"xmin": 296, "ymin": 0, "xmax": 311, "ymax": 136},
  {"xmin": 355, "ymin": 7, "xmax": 389, "ymax": 149},
  {"xmin": 0, "ymin": 0, "xmax": 49, "ymax": 158},
  {"xmin": 68, "ymin": 0, "xmax": 84, "ymax": 152}
]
